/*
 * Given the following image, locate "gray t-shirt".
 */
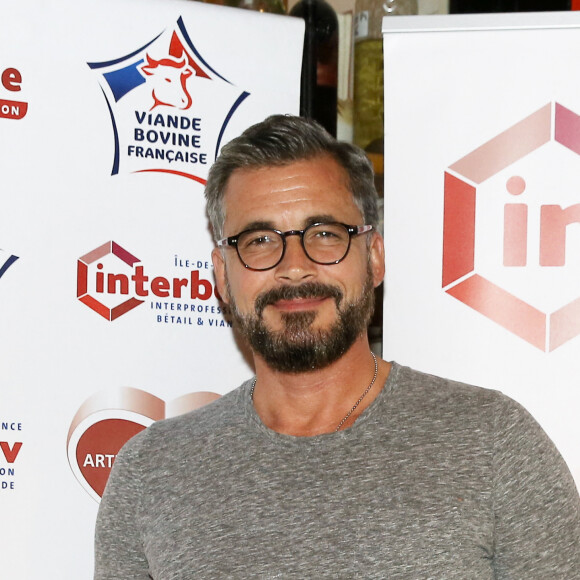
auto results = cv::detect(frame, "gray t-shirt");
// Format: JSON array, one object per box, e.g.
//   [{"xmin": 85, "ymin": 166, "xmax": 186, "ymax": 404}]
[{"xmin": 94, "ymin": 363, "xmax": 579, "ymax": 579}]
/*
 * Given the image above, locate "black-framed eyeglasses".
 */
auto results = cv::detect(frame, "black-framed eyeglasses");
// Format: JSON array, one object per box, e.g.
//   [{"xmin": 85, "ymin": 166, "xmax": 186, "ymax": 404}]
[{"xmin": 216, "ymin": 222, "xmax": 373, "ymax": 271}]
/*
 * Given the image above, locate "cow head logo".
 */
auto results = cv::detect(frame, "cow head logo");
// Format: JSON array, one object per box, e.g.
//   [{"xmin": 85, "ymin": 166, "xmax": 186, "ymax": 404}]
[
  {"xmin": 140, "ymin": 55, "xmax": 194, "ymax": 110},
  {"xmin": 87, "ymin": 17, "xmax": 250, "ymax": 181}
]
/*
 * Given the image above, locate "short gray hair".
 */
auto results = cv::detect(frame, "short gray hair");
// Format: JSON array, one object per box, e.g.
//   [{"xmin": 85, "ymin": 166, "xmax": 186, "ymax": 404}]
[{"xmin": 204, "ymin": 115, "xmax": 379, "ymax": 240}]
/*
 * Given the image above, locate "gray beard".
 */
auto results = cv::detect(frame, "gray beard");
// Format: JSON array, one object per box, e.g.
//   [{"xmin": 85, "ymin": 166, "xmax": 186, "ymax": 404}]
[{"xmin": 227, "ymin": 269, "xmax": 375, "ymax": 373}]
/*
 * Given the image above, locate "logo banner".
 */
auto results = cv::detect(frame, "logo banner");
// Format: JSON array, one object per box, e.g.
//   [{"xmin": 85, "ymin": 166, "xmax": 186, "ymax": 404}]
[
  {"xmin": 0, "ymin": 0, "xmax": 302, "ymax": 577},
  {"xmin": 382, "ymin": 12, "xmax": 580, "ymax": 489}
]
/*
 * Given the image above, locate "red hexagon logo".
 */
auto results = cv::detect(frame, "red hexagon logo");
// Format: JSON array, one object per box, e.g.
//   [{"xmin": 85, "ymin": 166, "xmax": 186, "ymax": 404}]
[
  {"xmin": 443, "ymin": 102, "xmax": 580, "ymax": 352},
  {"xmin": 77, "ymin": 241, "xmax": 144, "ymax": 321}
]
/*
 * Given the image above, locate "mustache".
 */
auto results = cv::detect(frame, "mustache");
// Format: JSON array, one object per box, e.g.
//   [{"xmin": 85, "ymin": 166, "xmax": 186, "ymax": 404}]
[{"xmin": 254, "ymin": 282, "xmax": 343, "ymax": 316}]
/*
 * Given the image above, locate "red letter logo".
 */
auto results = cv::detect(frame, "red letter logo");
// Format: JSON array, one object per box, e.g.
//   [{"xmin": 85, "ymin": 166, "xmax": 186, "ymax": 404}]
[
  {"xmin": 443, "ymin": 102, "xmax": 580, "ymax": 352},
  {"xmin": 77, "ymin": 242, "xmax": 144, "ymax": 321}
]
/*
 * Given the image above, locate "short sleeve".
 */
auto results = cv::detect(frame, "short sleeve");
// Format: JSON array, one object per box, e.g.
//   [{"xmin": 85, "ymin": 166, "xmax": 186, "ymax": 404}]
[
  {"xmin": 94, "ymin": 432, "xmax": 151, "ymax": 580},
  {"xmin": 491, "ymin": 395, "xmax": 580, "ymax": 579}
]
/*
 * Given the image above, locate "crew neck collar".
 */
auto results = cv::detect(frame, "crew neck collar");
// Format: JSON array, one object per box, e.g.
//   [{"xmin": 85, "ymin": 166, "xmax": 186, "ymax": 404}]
[{"xmin": 240, "ymin": 361, "xmax": 400, "ymax": 448}]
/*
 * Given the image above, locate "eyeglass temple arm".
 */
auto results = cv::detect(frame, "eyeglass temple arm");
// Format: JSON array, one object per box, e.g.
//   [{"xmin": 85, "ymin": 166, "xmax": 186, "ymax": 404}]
[{"xmin": 216, "ymin": 236, "xmax": 236, "ymax": 247}]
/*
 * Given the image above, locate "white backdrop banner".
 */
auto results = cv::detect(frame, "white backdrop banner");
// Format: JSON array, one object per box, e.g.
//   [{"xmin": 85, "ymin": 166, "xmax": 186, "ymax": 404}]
[
  {"xmin": 0, "ymin": 0, "xmax": 303, "ymax": 577},
  {"xmin": 382, "ymin": 12, "xmax": 580, "ymax": 489}
]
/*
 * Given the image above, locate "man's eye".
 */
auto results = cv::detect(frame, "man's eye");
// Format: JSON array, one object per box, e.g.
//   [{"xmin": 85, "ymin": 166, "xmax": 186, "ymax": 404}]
[
  {"xmin": 244, "ymin": 234, "xmax": 276, "ymax": 248},
  {"xmin": 311, "ymin": 229, "xmax": 344, "ymax": 243},
  {"xmin": 249, "ymin": 235, "xmax": 272, "ymax": 245}
]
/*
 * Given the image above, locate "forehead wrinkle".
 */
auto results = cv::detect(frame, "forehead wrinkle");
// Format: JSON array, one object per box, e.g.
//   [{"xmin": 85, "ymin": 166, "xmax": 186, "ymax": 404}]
[
  {"xmin": 236, "ymin": 214, "xmax": 342, "ymax": 235},
  {"xmin": 238, "ymin": 219, "xmax": 277, "ymax": 232},
  {"xmin": 221, "ymin": 157, "xmax": 362, "ymax": 235},
  {"xmin": 222, "ymin": 183, "xmax": 310, "ymax": 232}
]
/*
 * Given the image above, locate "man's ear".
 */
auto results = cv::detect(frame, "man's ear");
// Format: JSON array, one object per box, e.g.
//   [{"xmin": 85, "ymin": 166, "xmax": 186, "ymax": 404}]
[
  {"xmin": 211, "ymin": 247, "xmax": 229, "ymax": 304},
  {"xmin": 369, "ymin": 232, "xmax": 385, "ymax": 288}
]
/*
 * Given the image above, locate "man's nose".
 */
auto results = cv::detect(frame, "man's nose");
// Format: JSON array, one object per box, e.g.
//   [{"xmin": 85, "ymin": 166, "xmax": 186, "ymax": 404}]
[{"xmin": 274, "ymin": 234, "xmax": 316, "ymax": 281}]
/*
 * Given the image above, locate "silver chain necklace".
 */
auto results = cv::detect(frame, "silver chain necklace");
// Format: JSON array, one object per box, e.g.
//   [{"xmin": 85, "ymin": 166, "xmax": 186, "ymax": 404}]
[{"xmin": 249, "ymin": 352, "xmax": 379, "ymax": 432}]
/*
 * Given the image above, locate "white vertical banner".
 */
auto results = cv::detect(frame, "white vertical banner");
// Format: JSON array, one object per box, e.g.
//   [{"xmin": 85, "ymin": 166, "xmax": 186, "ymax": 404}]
[
  {"xmin": 0, "ymin": 0, "xmax": 303, "ymax": 577},
  {"xmin": 382, "ymin": 13, "xmax": 580, "ymax": 489}
]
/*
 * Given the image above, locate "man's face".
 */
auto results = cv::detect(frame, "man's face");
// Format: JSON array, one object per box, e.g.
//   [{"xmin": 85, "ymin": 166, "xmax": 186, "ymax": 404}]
[{"xmin": 212, "ymin": 155, "xmax": 385, "ymax": 373}]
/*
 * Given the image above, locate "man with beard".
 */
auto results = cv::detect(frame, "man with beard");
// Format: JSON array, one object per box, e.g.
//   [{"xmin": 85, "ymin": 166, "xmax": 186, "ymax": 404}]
[{"xmin": 94, "ymin": 115, "xmax": 579, "ymax": 579}]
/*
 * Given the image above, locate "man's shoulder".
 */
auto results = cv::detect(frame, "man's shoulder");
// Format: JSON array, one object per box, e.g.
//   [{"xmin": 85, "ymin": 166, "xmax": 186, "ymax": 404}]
[
  {"xmin": 392, "ymin": 362, "xmax": 503, "ymax": 404},
  {"xmin": 124, "ymin": 380, "xmax": 251, "ymax": 455},
  {"xmin": 388, "ymin": 362, "xmax": 533, "ymax": 430},
  {"xmin": 383, "ymin": 363, "xmax": 554, "ymax": 462}
]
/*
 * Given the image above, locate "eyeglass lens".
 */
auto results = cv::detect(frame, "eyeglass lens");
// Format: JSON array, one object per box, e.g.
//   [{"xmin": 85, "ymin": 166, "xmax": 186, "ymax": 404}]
[{"xmin": 237, "ymin": 223, "xmax": 351, "ymax": 270}]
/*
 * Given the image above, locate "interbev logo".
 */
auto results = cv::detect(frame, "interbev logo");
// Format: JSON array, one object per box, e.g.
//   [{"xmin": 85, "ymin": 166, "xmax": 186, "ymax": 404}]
[
  {"xmin": 443, "ymin": 102, "xmax": 580, "ymax": 352},
  {"xmin": 77, "ymin": 241, "xmax": 218, "ymax": 322},
  {"xmin": 88, "ymin": 17, "xmax": 249, "ymax": 183}
]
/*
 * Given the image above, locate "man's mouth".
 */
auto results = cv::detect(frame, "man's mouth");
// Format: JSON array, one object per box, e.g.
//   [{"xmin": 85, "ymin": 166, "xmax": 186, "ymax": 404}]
[
  {"xmin": 255, "ymin": 282, "xmax": 343, "ymax": 317},
  {"xmin": 271, "ymin": 296, "xmax": 331, "ymax": 312}
]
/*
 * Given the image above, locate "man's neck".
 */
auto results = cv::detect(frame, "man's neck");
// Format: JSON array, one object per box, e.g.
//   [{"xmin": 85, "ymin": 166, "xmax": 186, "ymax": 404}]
[{"xmin": 251, "ymin": 337, "xmax": 391, "ymax": 436}]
